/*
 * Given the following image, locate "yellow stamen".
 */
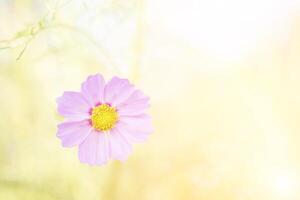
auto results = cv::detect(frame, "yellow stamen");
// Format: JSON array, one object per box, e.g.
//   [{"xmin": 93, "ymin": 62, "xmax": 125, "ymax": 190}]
[{"xmin": 91, "ymin": 104, "xmax": 118, "ymax": 131}]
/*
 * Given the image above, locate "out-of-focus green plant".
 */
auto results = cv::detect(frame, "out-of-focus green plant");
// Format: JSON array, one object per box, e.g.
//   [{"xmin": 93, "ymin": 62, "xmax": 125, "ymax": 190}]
[{"xmin": 0, "ymin": 2, "xmax": 59, "ymax": 60}]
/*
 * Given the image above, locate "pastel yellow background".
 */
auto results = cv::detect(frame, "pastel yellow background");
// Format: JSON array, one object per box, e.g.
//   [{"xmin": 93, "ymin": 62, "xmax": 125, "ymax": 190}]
[{"xmin": 1, "ymin": 0, "xmax": 300, "ymax": 199}]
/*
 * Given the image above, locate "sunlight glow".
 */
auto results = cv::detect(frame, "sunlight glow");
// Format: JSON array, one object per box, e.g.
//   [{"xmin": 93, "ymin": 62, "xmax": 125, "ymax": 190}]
[
  {"xmin": 274, "ymin": 175, "xmax": 296, "ymax": 194},
  {"xmin": 148, "ymin": 0, "xmax": 295, "ymax": 61},
  {"xmin": 269, "ymin": 170, "xmax": 298, "ymax": 198}
]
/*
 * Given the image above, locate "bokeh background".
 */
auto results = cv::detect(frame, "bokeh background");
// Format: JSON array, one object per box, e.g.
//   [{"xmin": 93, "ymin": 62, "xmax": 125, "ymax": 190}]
[{"xmin": 1, "ymin": 0, "xmax": 300, "ymax": 199}]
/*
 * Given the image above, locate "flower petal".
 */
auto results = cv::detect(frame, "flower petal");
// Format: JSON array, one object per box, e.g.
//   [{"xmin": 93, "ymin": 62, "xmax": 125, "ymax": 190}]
[
  {"xmin": 81, "ymin": 74, "xmax": 105, "ymax": 107},
  {"xmin": 120, "ymin": 114, "xmax": 153, "ymax": 132},
  {"xmin": 112, "ymin": 84, "xmax": 136, "ymax": 106},
  {"xmin": 104, "ymin": 76, "xmax": 134, "ymax": 106},
  {"xmin": 115, "ymin": 114, "xmax": 153, "ymax": 143},
  {"xmin": 117, "ymin": 98, "xmax": 149, "ymax": 116},
  {"xmin": 57, "ymin": 92, "xmax": 91, "ymax": 120},
  {"xmin": 108, "ymin": 128, "xmax": 132, "ymax": 161},
  {"xmin": 119, "ymin": 90, "xmax": 149, "ymax": 106},
  {"xmin": 78, "ymin": 131, "xmax": 109, "ymax": 165},
  {"xmin": 57, "ymin": 120, "xmax": 92, "ymax": 147},
  {"xmin": 113, "ymin": 123, "xmax": 149, "ymax": 143}
]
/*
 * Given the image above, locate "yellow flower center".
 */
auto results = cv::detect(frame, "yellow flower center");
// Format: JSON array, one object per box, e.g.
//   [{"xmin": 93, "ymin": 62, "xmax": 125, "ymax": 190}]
[{"xmin": 91, "ymin": 104, "xmax": 118, "ymax": 131}]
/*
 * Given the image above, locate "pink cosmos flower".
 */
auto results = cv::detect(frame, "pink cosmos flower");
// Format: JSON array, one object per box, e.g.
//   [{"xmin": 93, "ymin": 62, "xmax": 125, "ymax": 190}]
[{"xmin": 56, "ymin": 74, "xmax": 153, "ymax": 165}]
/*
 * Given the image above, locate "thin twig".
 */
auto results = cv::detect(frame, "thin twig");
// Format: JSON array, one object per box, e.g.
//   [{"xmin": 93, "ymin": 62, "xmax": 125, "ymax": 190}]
[
  {"xmin": 16, "ymin": 37, "xmax": 33, "ymax": 60},
  {"xmin": 0, "ymin": 0, "xmax": 71, "ymax": 60}
]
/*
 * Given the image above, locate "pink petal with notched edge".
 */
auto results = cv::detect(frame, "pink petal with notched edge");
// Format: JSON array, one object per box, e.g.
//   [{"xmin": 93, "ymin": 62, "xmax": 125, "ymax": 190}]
[
  {"xmin": 104, "ymin": 77, "xmax": 133, "ymax": 106},
  {"xmin": 111, "ymin": 83, "xmax": 135, "ymax": 106},
  {"xmin": 117, "ymin": 98, "xmax": 150, "ymax": 116},
  {"xmin": 78, "ymin": 131, "xmax": 109, "ymax": 165},
  {"xmin": 57, "ymin": 91, "xmax": 91, "ymax": 121},
  {"xmin": 109, "ymin": 128, "xmax": 132, "ymax": 161},
  {"xmin": 119, "ymin": 114, "xmax": 153, "ymax": 134},
  {"xmin": 57, "ymin": 120, "xmax": 92, "ymax": 147},
  {"xmin": 118, "ymin": 90, "xmax": 149, "ymax": 107},
  {"xmin": 113, "ymin": 124, "xmax": 148, "ymax": 143},
  {"xmin": 81, "ymin": 74, "xmax": 105, "ymax": 107}
]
